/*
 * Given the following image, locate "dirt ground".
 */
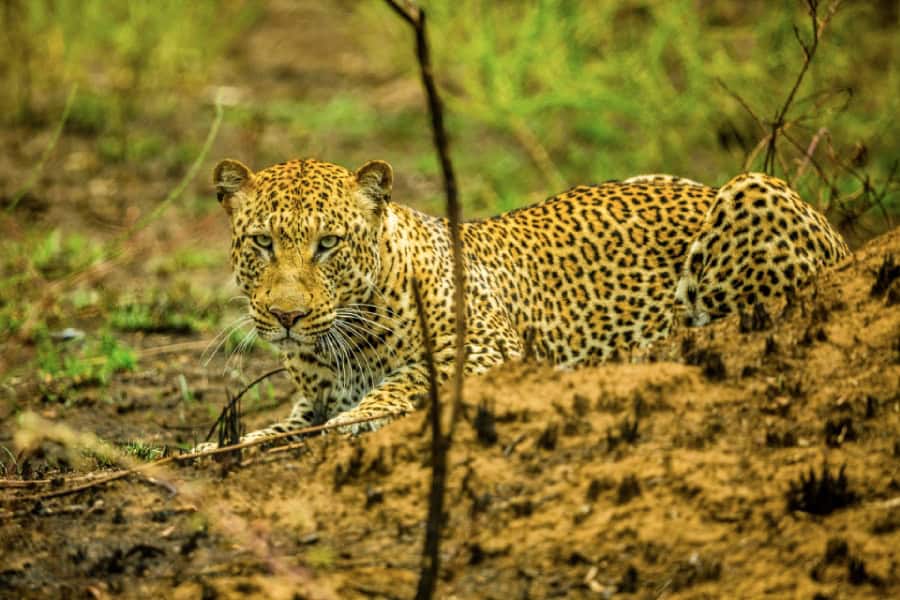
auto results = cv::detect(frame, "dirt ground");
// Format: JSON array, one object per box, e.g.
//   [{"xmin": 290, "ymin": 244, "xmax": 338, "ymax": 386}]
[
  {"xmin": 1, "ymin": 1, "xmax": 899, "ymax": 599},
  {"xmin": 1, "ymin": 229, "xmax": 898, "ymax": 600}
]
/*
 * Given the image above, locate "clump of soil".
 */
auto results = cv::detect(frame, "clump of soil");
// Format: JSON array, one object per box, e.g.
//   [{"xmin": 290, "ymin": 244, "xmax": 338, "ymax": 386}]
[{"xmin": 2, "ymin": 228, "xmax": 899, "ymax": 598}]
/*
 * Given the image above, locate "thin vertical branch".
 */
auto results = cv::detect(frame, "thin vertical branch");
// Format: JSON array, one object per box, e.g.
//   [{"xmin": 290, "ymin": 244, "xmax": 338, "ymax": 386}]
[
  {"xmin": 7, "ymin": 84, "xmax": 78, "ymax": 212},
  {"xmin": 763, "ymin": 0, "xmax": 842, "ymax": 176},
  {"xmin": 383, "ymin": 2, "xmax": 462, "ymax": 598},
  {"xmin": 410, "ymin": 277, "xmax": 444, "ymax": 600},
  {"xmin": 384, "ymin": 0, "xmax": 465, "ymax": 438}
]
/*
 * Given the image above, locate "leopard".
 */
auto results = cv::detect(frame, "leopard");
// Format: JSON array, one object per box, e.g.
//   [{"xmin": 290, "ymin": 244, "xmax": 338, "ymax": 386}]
[{"xmin": 193, "ymin": 158, "xmax": 847, "ymax": 450}]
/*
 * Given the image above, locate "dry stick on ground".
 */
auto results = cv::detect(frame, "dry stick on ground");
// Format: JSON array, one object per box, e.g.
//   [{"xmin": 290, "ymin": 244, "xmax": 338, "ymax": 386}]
[
  {"xmin": 0, "ymin": 366, "xmax": 288, "ymax": 490},
  {"xmin": 383, "ymin": 2, "xmax": 463, "ymax": 599},
  {"xmin": 1, "ymin": 431, "xmax": 333, "ymax": 596},
  {"xmin": 0, "ymin": 413, "xmax": 386, "ymax": 506}
]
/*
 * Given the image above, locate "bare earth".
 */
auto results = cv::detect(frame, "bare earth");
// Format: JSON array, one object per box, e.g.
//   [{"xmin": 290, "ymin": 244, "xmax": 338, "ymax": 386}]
[{"xmin": 2, "ymin": 230, "xmax": 899, "ymax": 600}]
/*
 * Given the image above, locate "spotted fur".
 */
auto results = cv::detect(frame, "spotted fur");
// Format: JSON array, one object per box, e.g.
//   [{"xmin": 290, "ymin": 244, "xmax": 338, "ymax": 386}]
[
  {"xmin": 675, "ymin": 173, "xmax": 849, "ymax": 325},
  {"xmin": 195, "ymin": 158, "xmax": 847, "ymax": 448}
]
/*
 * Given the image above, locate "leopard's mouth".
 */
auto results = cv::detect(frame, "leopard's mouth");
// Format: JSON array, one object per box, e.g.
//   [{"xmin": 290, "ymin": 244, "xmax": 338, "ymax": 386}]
[
  {"xmin": 268, "ymin": 321, "xmax": 337, "ymax": 348},
  {"xmin": 271, "ymin": 330, "xmax": 316, "ymax": 346},
  {"xmin": 253, "ymin": 309, "xmax": 335, "ymax": 346}
]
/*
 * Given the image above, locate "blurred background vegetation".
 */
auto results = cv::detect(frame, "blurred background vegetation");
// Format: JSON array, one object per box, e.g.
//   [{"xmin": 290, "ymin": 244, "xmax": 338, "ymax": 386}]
[{"xmin": 0, "ymin": 0, "xmax": 897, "ymax": 422}]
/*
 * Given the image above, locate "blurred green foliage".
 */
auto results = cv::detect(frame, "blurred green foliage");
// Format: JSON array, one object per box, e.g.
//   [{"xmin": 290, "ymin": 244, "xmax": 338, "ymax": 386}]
[
  {"xmin": 1, "ymin": 0, "xmax": 259, "ymax": 126},
  {"xmin": 36, "ymin": 332, "xmax": 136, "ymax": 397},
  {"xmin": 353, "ymin": 0, "xmax": 898, "ymax": 220},
  {"xmin": 0, "ymin": 229, "xmax": 104, "ymax": 338},
  {"xmin": 109, "ymin": 284, "xmax": 223, "ymax": 335},
  {"xmin": 2, "ymin": 0, "xmax": 894, "ymax": 219}
]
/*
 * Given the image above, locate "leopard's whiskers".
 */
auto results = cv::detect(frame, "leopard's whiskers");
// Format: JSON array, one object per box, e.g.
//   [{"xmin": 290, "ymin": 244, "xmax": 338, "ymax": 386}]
[
  {"xmin": 322, "ymin": 330, "xmax": 350, "ymax": 390},
  {"xmin": 202, "ymin": 314, "xmax": 253, "ymax": 366},
  {"xmin": 332, "ymin": 319, "xmax": 378, "ymax": 389},
  {"xmin": 333, "ymin": 310, "xmax": 399, "ymax": 365},
  {"xmin": 337, "ymin": 305, "xmax": 406, "ymax": 338},
  {"xmin": 225, "ymin": 327, "xmax": 257, "ymax": 375},
  {"xmin": 330, "ymin": 324, "xmax": 361, "ymax": 389}
]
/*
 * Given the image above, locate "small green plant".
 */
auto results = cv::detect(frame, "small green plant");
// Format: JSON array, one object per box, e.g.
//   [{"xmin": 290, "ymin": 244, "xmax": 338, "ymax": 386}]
[
  {"xmin": 177, "ymin": 374, "xmax": 195, "ymax": 405},
  {"xmin": 23, "ymin": 229, "xmax": 103, "ymax": 280},
  {"xmin": 122, "ymin": 441, "xmax": 165, "ymax": 462}
]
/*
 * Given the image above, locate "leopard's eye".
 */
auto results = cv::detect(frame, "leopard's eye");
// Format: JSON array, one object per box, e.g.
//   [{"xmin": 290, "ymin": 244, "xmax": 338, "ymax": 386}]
[
  {"xmin": 317, "ymin": 235, "xmax": 340, "ymax": 253},
  {"xmin": 252, "ymin": 234, "xmax": 273, "ymax": 250}
]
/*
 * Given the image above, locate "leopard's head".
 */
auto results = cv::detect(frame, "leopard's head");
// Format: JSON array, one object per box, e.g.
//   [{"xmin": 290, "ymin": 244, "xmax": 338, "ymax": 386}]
[{"xmin": 213, "ymin": 158, "xmax": 392, "ymax": 346}]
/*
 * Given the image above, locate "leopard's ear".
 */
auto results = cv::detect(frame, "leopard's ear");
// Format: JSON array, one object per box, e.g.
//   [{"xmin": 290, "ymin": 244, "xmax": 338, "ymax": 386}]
[
  {"xmin": 355, "ymin": 160, "xmax": 393, "ymax": 213},
  {"xmin": 213, "ymin": 159, "xmax": 253, "ymax": 215}
]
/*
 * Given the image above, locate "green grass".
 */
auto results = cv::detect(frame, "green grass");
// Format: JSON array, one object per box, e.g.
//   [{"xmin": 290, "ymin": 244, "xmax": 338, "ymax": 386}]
[
  {"xmin": 1, "ymin": 0, "xmax": 260, "ymax": 126},
  {"xmin": 121, "ymin": 441, "xmax": 166, "ymax": 462},
  {"xmin": 0, "ymin": 229, "xmax": 106, "ymax": 339},
  {"xmin": 150, "ymin": 247, "xmax": 226, "ymax": 275},
  {"xmin": 31, "ymin": 230, "xmax": 105, "ymax": 279},
  {"xmin": 36, "ymin": 332, "xmax": 136, "ymax": 397},
  {"xmin": 109, "ymin": 284, "xmax": 223, "ymax": 335}
]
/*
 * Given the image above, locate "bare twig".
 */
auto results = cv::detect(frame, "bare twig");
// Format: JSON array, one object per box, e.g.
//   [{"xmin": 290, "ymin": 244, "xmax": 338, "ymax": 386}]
[
  {"xmin": 794, "ymin": 126, "xmax": 828, "ymax": 180},
  {"xmin": 715, "ymin": 77, "xmax": 767, "ymax": 136},
  {"xmin": 763, "ymin": 0, "xmax": 842, "ymax": 175},
  {"xmin": 410, "ymin": 276, "xmax": 445, "ymax": 600},
  {"xmin": 384, "ymin": 0, "xmax": 466, "ymax": 439},
  {"xmin": 6, "ymin": 84, "xmax": 78, "ymax": 212},
  {"xmin": 203, "ymin": 367, "xmax": 288, "ymax": 443},
  {"xmin": 383, "ymin": 4, "xmax": 459, "ymax": 599},
  {"xmin": 0, "ymin": 413, "xmax": 386, "ymax": 506}
]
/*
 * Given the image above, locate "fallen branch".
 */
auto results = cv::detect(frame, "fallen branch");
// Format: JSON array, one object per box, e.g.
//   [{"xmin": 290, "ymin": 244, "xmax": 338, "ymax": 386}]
[{"xmin": 0, "ymin": 413, "xmax": 386, "ymax": 506}]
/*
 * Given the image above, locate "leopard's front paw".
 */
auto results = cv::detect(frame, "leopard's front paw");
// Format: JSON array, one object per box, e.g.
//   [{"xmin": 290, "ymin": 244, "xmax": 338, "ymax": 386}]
[
  {"xmin": 323, "ymin": 413, "xmax": 360, "ymax": 436},
  {"xmin": 190, "ymin": 441, "xmax": 219, "ymax": 454},
  {"xmin": 325, "ymin": 413, "xmax": 390, "ymax": 435}
]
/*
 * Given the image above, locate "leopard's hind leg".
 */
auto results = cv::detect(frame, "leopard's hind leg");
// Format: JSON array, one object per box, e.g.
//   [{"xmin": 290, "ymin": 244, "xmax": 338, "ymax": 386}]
[{"xmin": 675, "ymin": 172, "xmax": 848, "ymax": 326}]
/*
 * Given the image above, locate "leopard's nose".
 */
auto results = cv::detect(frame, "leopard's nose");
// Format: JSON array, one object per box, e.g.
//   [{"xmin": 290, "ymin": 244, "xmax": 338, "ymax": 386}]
[{"xmin": 269, "ymin": 307, "xmax": 309, "ymax": 330}]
